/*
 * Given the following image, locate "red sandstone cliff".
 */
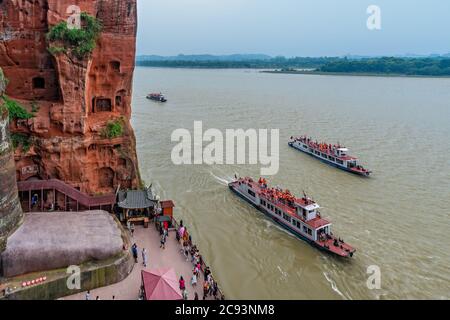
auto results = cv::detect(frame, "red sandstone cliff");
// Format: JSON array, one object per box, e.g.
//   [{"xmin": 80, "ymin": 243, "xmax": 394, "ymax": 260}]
[{"xmin": 0, "ymin": 0, "xmax": 140, "ymax": 195}]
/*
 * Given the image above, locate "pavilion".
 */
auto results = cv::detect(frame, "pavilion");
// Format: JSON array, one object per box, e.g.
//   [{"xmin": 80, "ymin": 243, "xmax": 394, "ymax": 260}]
[{"xmin": 117, "ymin": 187, "xmax": 157, "ymax": 225}]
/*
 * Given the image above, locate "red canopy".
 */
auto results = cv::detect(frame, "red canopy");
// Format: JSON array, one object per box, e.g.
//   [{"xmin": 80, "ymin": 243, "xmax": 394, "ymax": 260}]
[{"xmin": 141, "ymin": 268, "xmax": 182, "ymax": 300}]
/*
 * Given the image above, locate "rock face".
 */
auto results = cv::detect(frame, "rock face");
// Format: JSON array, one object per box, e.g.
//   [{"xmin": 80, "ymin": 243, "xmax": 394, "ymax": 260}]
[
  {"xmin": 0, "ymin": 0, "xmax": 140, "ymax": 195},
  {"xmin": 1, "ymin": 211, "xmax": 124, "ymax": 277},
  {"xmin": 0, "ymin": 68, "xmax": 23, "ymax": 252}
]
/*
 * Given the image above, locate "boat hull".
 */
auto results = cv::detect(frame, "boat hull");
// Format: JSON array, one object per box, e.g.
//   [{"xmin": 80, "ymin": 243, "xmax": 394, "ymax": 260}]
[
  {"xmin": 288, "ymin": 142, "xmax": 370, "ymax": 177},
  {"xmin": 228, "ymin": 183, "xmax": 353, "ymax": 258}
]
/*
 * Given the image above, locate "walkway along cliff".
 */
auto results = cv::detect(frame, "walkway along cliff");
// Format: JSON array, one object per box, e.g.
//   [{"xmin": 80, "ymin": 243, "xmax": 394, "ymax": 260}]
[{"xmin": 0, "ymin": 0, "xmax": 140, "ymax": 195}]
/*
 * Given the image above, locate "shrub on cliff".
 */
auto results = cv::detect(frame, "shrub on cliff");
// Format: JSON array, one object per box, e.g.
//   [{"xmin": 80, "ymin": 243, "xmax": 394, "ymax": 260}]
[
  {"xmin": 2, "ymin": 96, "xmax": 34, "ymax": 123},
  {"xmin": 11, "ymin": 133, "xmax": 32, "ymax": 153},
  {"xmin": 101, "ymin": 119, "xmax": 124, "ymax": 139},
  {"xmin": 47, "ymin": 12, "xmax": 102, "ymax": 59},
  {"xmin": 0, "ymin": 68, "xmax": 34, "ymax": 122}
]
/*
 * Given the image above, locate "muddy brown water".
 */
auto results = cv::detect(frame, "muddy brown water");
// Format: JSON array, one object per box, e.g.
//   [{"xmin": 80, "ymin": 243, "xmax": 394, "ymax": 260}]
[{"xmin": 132, "ymin": 67, "xmax": 450, "ymax": 299}]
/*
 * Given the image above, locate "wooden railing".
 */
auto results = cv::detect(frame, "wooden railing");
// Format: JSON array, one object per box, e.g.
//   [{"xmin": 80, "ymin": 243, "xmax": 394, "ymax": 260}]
[{"xmin": 17, "ymin": 179, "xmax": 116, "ymax": 208}]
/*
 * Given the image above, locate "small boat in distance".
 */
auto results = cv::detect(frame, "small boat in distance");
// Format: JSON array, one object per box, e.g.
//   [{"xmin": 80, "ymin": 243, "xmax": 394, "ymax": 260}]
[
  {"xmin": 229, "ymin": 176, "xmax": 356, "ymax": 258},
  {"xmin": 289, "ymin": 136, "xmax": 371, "ymax": 177},
  {"xmin": 146, "ymin": 92, "xmax": 167, "ymax": 102}
]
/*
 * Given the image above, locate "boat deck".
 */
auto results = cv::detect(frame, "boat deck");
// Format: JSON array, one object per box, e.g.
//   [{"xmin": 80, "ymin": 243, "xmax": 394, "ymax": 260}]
[
  {"xmin": 61, "ymin": 224, "xmax": 217, "ymax": 300},
  {"xmin": 316, "ymin": 237, "xmax": 355, "ymax": 257}
]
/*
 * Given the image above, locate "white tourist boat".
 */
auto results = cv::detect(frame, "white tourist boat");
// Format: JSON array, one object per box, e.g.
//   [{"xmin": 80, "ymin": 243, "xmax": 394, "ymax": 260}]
[
  {"xmin": 288, "ymin": 136, "xmax": 371, "ymax": 176},
  {"xmin": 229, "ymin": 176, "xmax": 356, "ymax": 258}
]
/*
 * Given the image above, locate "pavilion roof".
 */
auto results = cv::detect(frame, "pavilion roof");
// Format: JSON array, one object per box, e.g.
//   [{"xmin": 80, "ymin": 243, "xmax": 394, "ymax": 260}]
[{"xmin": 117, "ymin": 188, "xmax": 156, "ymax": 209}]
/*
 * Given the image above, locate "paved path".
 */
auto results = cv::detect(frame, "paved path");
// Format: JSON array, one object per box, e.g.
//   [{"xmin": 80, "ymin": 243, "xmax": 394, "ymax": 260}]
[{"xmin": 62, "ymin": 225, "xmax": 212, "ymax": 300}]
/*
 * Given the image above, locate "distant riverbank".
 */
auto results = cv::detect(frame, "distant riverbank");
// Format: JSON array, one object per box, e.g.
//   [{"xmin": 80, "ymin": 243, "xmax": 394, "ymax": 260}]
[
  {"xmin": 261, "ymin": 70, "xmax": 450, "ymax": 79},
  {"xmin": 136, "ymin": 55, "xmax": 450, "ymax": 77}
]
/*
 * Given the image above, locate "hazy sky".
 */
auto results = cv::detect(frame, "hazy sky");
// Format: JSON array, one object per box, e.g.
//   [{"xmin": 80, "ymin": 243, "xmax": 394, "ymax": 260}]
[{"xmin": 136, "ymin": 0, "xmax": 450, "ymax": 57}]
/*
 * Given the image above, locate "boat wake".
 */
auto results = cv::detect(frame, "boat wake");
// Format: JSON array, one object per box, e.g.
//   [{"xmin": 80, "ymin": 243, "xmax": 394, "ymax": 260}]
[
  {"xmin": 209, "ymin": 171, "xmax": 236, "ymax": 186},
  {"xmin": 323, "ymin": 272, "xmax": 347, "ymax": 300}
]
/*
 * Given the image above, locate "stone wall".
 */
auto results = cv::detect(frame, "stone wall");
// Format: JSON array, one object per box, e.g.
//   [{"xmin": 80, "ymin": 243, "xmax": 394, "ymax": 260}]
[{"xmin": 0, "ymin": 68, "xmax": 23, "ymax": 252}]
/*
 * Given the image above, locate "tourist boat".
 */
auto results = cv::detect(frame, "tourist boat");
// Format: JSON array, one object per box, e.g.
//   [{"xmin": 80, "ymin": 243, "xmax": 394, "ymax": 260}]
[
  {"xmin": 146, "ymin": 93, "xmax": 167, "ymax": 102},
  {"xmin": 288, "ymin": 136, "xmax": 371, "ymax": 177},
  {"xmin": 229, "ymin": 176, "xmax": 356, "ymax": 258}
]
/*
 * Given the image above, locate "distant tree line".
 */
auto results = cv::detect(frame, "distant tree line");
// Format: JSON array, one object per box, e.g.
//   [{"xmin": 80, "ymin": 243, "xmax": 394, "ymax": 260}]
[
  {"xmin": 136, "ymin": 56, "xmax": 450, "ymax": 76},
  {"xmin": 136, "ymin": 56, "xmax": 340, "ymax": 69},
  {"xmin": 318, "ymin": 57, "xmax": 450, "ymax": 76}
]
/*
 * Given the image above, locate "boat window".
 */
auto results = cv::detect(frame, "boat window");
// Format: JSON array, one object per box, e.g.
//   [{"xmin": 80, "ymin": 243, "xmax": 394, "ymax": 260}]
[
  {"xmin": 329, "ymin": 156, "xmax": 335, "ymax": 161},
  {"xmin": 336, "ymin": 159, "xmax": 344, "ymax": 165},
  {"xmin": 321, "ymin": 153, "xmax": 327, "ymax": 157},
  {"xmin": 308, "ymin": 229, "xmax": 312, "ymax": 235},
  {"xmin": 247, "ymin": 189, "xmax": 256, "ymax": 197},
  {"xmin": 303, "ymin": 226, "xmax": 307, "ymax": 233}
]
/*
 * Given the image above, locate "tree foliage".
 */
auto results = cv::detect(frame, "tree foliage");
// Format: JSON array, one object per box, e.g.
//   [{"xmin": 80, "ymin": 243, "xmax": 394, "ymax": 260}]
[{"xmin": 319, "ymin": 57, "xmax": 450, "ymax": 76}]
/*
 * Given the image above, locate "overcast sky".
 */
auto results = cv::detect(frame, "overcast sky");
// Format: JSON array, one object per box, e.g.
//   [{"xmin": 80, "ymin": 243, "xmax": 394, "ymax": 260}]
[{"xmin": 136, "ymin": 0, "xmax": 450, "ymax": 57}]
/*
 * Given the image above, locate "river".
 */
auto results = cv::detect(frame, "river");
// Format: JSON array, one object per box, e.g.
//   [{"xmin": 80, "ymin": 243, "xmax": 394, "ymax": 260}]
[{"xmin": 131, "ymin": 67, "xmax": 450, "ymax": 299}]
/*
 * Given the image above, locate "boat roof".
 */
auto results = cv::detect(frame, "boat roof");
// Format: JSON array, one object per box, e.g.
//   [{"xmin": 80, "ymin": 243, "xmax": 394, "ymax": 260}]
[
  {"xmin": 339, "ymin": 155, "xmax": 358, "ymax": 161},
  {"xmin": 307, "ymin": 217, "xmax": 331, "ymax": 229},
  {"xmin": 294, "ymin": 198, "xmax": 320, "ymax": 210}
]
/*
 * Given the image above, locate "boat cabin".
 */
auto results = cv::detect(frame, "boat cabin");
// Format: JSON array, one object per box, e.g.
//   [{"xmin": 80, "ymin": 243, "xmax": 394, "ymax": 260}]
[{"xmin": 335, "ymin": 148, "xmax": 348, "ymax": 157}]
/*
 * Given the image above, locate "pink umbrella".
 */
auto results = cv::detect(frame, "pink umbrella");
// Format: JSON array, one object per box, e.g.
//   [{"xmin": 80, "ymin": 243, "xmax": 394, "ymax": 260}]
[{"xmin": 141, "ymin": 268, "xmax": 183, "ymax": 300}]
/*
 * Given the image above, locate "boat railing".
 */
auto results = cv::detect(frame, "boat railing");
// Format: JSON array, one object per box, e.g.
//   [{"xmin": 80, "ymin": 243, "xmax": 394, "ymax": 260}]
[{"xmin": 170, "ymin": 216, "xmax": 225, "ymax": 300}]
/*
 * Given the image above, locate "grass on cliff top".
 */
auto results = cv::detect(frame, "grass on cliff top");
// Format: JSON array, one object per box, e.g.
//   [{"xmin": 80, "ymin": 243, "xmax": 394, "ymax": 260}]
[{"xmin": 47, "ymin": 12, "xmax": 102, "ymax": 59}]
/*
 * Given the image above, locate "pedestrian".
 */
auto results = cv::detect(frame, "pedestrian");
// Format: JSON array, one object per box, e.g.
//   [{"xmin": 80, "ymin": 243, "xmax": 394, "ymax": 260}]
[
  {"xmin": 179, "ymin": 276, "xmax": 185, "ymax": 291},
  {"xmin": 160, "ymin": 232, "xmax": 166, "ymax": 249},
  {"xmin": 208, "ymin": 278, "xmax": 214, "ymax": 296},
  {"xmin": 96, "ymin": 296, "xmax": 100, "ymax": 300},
  {"xmin": 191, "ymin": 271, "xmax": 197, "ymax": 287},
  {"xmin": 212, "ymin": 281, "xmax": 218, "ymax": 299},
  {"xmin": 178, "ymin": 225, "xmax": 185, "ymax": 240},
  {"xmin": 142, "ymin": 248, "xmax": 148, "ymax": 267},
  {"xmin": 132, "ymin": 243, "xmax": 138, "ymax": 263},
  {"xmin": 31, "ymin": 193, "xmax": 38, "ymax": 207},
  {"xmin": 203, "ymin": 281, "xmax": 209, "ymax": 299},
  {"xmin": 85, "ymin": 290, "xmax": 90, "ymax": 300},
  {"xmin": 195, "ymin": 262, "xmax": 201, "ymax": 276},
  {"xmin": 182, "ymin": 288, "xmax": 188, "ymax": 300},
  {"xmin": 130, "ymin": 223, "xmax": 135, "ymax": 237},
  {"xmin": 112, "ymin": 295, "xmax": 115, "ymax": 300},
  {"xmin": 184, "ymin": 242, "xmax": 190, "ymax": 261},
  {"xmin": 194, "ymin": 292, "xmax": 199, "ymax": 300},
  {"xmin": 204, "ymin": 266, "xmax": 211, "ymax": 281}
]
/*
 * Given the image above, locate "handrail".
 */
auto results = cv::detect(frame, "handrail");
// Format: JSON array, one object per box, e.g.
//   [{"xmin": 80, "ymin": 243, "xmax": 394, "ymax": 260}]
[
  {"xmin": 17, "ymin": 179, "xmax": 116, "ymax": 207},
  {"xmin": 170, "ymin": 216, "xmax": 225, "ymax": 300}
]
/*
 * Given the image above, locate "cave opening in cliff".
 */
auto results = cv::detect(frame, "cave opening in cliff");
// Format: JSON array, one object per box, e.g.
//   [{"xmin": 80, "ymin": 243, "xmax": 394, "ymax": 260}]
[
  {"xmin": 32, "ymin": 77, "xmax": 45, "ymax": 89},
  {"xmin": 110, "ymin": 61, "xmax": 121, "ymax": 72},
  {"xmin": 93, "ymin": 98, "xmax": 112, "ymax": 113}
]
